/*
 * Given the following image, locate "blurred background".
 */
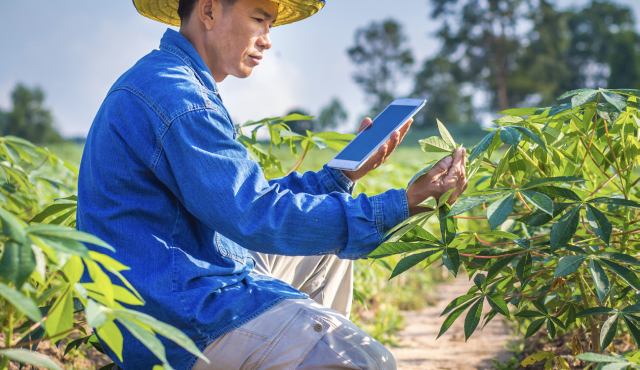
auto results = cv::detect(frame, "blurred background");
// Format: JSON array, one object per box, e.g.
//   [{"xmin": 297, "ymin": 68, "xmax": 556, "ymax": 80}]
[{"xmin": 1, "ymin": 0, "xmax": 640, "ymax": 143}]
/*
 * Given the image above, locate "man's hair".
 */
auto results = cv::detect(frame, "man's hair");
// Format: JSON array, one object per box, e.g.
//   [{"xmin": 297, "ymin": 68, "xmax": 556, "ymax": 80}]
[{"xmin": 178, "ymin": 0, "xmax": 240, "ymax": 24}]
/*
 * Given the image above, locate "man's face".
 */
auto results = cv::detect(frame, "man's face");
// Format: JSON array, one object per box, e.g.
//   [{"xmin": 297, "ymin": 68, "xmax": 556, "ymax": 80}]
[{"xmin": 205, "ymin": 0, "xmax": 278, "ymax": 81}]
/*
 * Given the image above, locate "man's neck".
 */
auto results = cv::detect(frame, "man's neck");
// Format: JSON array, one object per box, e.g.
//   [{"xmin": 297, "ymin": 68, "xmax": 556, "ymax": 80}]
[{"xmin": 179, "ymin": 26, "xmax": 227, "ymax": 83}]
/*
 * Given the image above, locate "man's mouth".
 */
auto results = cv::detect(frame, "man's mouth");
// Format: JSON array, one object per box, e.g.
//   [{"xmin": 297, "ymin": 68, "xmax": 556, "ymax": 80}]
[{"xmin": 249, "ymin": 55, "xmax": 262, "ymax": 65}]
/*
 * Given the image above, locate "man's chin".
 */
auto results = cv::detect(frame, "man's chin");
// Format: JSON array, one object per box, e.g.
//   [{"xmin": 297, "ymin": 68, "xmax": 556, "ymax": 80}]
[{"xmin": 232, "ymin": 67, "xmax": 254, "ymax": 79}]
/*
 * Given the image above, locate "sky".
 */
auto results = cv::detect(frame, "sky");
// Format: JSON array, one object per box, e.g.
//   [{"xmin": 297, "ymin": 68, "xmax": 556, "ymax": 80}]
[{"xmin": 1, "ymin": 0, "xmax": 639, "ymax": 137}]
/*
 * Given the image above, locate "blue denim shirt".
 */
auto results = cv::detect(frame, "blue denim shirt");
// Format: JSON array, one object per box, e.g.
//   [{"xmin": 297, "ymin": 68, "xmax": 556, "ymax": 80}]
[{"xmin": 77, "ymin": 29, "xmax": 409, "ymax": 370}]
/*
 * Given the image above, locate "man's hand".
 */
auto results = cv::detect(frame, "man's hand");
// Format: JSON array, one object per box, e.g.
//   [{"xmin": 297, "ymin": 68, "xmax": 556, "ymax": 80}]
[
  {"xmin": 406, "ymin": 147, "xmax": 468, "ymax": 216},
  {"xmin": 342, "ymin": 117, "xmax": 413, "ymax": 182}
]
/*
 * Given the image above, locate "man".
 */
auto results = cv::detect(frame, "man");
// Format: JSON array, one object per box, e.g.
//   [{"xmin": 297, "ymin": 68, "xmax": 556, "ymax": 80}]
[{"xmin": 77, "ymin": 0, "xmax": 468, "ymax": 369}]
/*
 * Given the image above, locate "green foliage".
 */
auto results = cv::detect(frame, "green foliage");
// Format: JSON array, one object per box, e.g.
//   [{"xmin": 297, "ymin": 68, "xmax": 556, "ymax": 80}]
[
  {"xmin": 370, "ymin": 87, "xmax": 640, "ymax": 359},
  {"xmin": 0, "ymin": 136, "xmax": 206, "ymax": 370}
]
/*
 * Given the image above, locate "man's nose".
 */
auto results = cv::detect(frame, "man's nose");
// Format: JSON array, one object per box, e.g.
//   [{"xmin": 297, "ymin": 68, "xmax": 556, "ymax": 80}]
[{"xmin": 257, "ymin": 31, "xmax": 272, "ymax": 51}]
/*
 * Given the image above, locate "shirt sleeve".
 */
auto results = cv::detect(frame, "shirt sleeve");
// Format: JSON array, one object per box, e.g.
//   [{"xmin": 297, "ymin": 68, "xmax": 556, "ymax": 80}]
[
  {"xmin": 267, "ymin": 165, "xmax": 356, "ymax": 196},
  {"xmin": 158, "ymin": 109, "xmax": 410, "ymax": 259}
]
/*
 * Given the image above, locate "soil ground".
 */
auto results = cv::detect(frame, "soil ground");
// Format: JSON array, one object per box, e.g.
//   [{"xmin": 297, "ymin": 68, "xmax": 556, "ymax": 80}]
[{"xmin": 390, "ymin": 274, "xmax": 514, "ymax": 370}]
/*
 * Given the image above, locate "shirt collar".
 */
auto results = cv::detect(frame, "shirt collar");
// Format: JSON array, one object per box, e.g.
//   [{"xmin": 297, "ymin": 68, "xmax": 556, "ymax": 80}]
[{"xmin": 159, "ymin": 28, "xmax": 218, "ymax": 93}]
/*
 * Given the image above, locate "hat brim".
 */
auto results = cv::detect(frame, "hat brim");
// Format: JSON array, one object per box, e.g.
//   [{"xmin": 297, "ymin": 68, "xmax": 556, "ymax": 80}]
[{"xmin": 132, "ymin": 0, "xmax": 324, "ymax": 27}]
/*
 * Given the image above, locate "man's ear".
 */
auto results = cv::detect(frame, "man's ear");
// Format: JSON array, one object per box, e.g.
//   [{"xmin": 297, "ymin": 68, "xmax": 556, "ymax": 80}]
[{"xmin": 198, "ymin": 0, "xmax": 218, "ymax": 30}]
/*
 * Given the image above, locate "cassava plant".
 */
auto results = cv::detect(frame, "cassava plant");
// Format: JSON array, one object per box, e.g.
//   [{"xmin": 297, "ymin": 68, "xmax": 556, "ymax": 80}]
[
  {"xmin": 0, "ymin": 137, "xmax": 207, "ymax": 370},
  {"xmin": 369, "ymin": 88, "xmax": 640, "ymax": 365}
]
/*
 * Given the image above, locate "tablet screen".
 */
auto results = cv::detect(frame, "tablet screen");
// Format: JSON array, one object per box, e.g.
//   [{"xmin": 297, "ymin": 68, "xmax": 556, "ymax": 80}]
[{"xmin": 335, "ymin": 105, "xmax": 417, "ymax": 161}]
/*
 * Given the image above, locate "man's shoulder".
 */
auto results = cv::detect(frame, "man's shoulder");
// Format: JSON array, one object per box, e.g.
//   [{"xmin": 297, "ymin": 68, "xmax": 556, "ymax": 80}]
[{"xmin": 106, "ymin": 49, "xmax": 223, "ymax": 125}]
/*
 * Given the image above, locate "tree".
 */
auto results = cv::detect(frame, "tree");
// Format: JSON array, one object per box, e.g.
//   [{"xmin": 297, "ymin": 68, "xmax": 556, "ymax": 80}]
[
  {"xmin": 347, "ymin": 19, "xmax": 414, "ymax": 117},
  {"xmin": 426, "ymin": 0, "xmax": 533, "ymax": 112},
  {"xmin": 315, "ymin": 98, "xmax": 348, "ymax": 132},
  {"xmin": 1, "ymin": 84, "xmax": 62, "ymax": 144}
]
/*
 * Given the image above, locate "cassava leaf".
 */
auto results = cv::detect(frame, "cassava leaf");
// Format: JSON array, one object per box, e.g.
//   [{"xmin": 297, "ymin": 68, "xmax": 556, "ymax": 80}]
[
  {"xmin": 437, "ymin": 119, "xmax": 456, "ymax": 148},
  {"xmin": 442, "ymin": 247, "xmax": 461, "ymax": 277},
  {"xmin": 437, "ymin": 299, "xmax": 476, "ymax": 339},
  {"xmin": 464, "ymin": 297, "xmax": 484, "ymax": 340},
  {"xmin": 469, "ymin": 131, "xmax": 497, "ymax": 162},
  {"xmin": 550, "ymin": 206, "xmax": 582, "ymax": 252},
  {"xmin": 554, "ymin": 255, "xmax": 588, "ymax": 278},
  {"xmin": 389, "ymin": 250, "xmax": 440, "ymax": 280},
  {"xmin": 585, "ymin": 204, "xmax": 612, "ymax": 244},
  {"xmin": 590, "ymin": 258, "xmax": 610, "ymax": 303},
  {"xmin": 487, "ymin": 193, "xmax": 515, "ymax": 230},
  {"xmin": 447, "ymin": 193, "xmax": 501, "ymax": 217}
]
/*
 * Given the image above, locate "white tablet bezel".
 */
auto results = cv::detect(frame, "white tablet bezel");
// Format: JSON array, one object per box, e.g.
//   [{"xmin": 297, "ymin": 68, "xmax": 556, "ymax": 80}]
[{"xmin": 327, "ymin": 98, "xmax": 426, "ymax": 171}]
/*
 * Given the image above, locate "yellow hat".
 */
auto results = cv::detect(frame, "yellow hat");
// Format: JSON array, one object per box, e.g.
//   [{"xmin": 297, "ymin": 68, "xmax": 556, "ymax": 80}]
[{"xmin": 132, "ymin": 0, "xmax": 325, "ymax": 27}]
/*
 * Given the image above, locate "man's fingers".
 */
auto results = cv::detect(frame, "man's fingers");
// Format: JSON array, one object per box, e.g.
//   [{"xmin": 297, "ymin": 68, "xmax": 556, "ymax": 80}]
[
  {"xmin": 398, "ymin": 119, "xmax": 412, "ymax": 140},
  {"xmin": 357, "ymin": 117, "xmax": 373, "ymax": 134},
  {"xmin": 426, "ymin": 156, "xmax": 452, "ymax": 181}
]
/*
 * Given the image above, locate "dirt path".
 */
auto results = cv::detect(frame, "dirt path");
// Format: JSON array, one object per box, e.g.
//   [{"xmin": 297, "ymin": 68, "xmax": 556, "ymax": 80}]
[{"xmin": 390, "ymin": 274, "xmax": 514, "ymax": 370}]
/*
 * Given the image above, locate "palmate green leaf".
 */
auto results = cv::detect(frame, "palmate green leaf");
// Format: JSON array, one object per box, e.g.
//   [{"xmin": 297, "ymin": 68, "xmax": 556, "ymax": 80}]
[
  {"xmin": 585, "ymin": 204, "xmax": 612, "ymax": 244},
  {"xmin": 512, "ymin": 126, "xmax": 547, "ymax": 150},
  {"xmin": 437, "ymin": 299, "xmax": 477, "ymax": 339},
  {"xmin": 25, "ymin": 224, "xmax": 115, "ymax": 252},
  {"xmin": 602, "ymin": 92, "xmax": 627, "ymax": 112},
  {"xmin": 437, "ymin": 119, "xmax": 456, "ymax": 148},
  {"xmin": 549, "ymin": 103, "xmax": 573, "ymax": 116},
  {"xmin": 490, "ymin": 151, "xmax": 509, "ymax": 188},
  {"xmin": 516, "ymin": 253, "xmax": 532, "ymax": 283},
  {"xmin": 525, "ymin": 318, "xmax": 547, "ymax": 339},
  {"xmin": 473, "ymin": 274, "xmax": 486, "ymax": 289},
  {"xmin": 499, "ymin": 127, "xmax": 522, "ymax": 148},
  {"xmin": 600, "ymin": 314, "xmax": 619, "ymax": 353},
  {"xmin": 508, "ymin": 148, "xmax": 527, "ymax": 183},
  {"xmin": 623, "ymin": 316, "xmax": 640, "ymax": 347},
  {"xmin": 383, "ymin": 211, "xmax": 436, "ymax": 242},
  {"xmin": 442, "ymin": 247, "xmax": 461, "ymax": 277},
  {"xmin": 45, "ymin": 285, "xmax": 75, "ymax": 343},
  {"xmin": 483, "ymin": 309, "xmax": 498, "ymax": 328},
  {"xmin": 441, "ymin": 294, "xmax": 482, "ymax": 316},
  {"xmin": 486, "ymin": 192, "xmax": 515, "ymax": 231},
  {"xmin": 523, "ymin": 176, "xmax": 585, "ymax": 189},
  {"xmin": 588, "ymin": 197, "xmax": 640, "ymax": 209},
  {"xmin": 486, "ymin": 255, "xmax": 517, "ymax": 280},
  {"xmin": 0, "ymin": 206, "xmax": 27, "ymax": 244},
  {"xmin": 550, "ymin": 205, "xmax": 582, "ymax": 252},
  {"xmin": 486, "ymin": 293, "xmax": 509, "ymax": 317},
  {"xmin": 599, "ymin": 259, "xmax": 640, "ymax": 292},
  {"xmin": 0, "ymin": 281, "xmax": 42, "ymax": 321},
  {"xmin": 547, "ymin": 319, "xmax": 556, "ymax": 339},
  {"xmin": 389, "ymin": 250, "xmax": 440, "ymax": 280},
  {"xmin": 31, "ymin": 234, "xmax": 90, "ymax": 258},
  {"xmin": 554, "ymin": 255, "xmax": 588, "ymax": 278},
  {"xmin": 446, "ymin": 193, "xmax": 501, "ymax": 218},
  {"xmin": 557, "ymin": 88, "xmax": 596, "ymax": 101},
  {"xmin": 570, "ymin": 90, "xmax": 597, "ymax": 108},
  {"xmin": 590, "ymin": 258, "xmax": 610, "ymax": 303},
  {"xmin": 571, "ymin": 307, "xmax": 618, "ymax": 319},
  {"xmin": 117, "ymin": 316, "xmax": 174, "ymax": 370},
  {"xmin": 0, "ymin": 349, "xmax": 63, "ymax": 370},
  {"xmin": 518, "ymin": 202, "xmax": 572, "ymax": 227},
  {"xmin": 598, "ymin": 253, "xmax": 640, "ymax": 266},
  {"xmin": 439, "ymin": 205, "xmax": 456, "ymax": 245},
  {"xmin": 468, "ymin": 131, "xmax": 497, "ymax": 162},
  {"xmin": 520, "ymin": 190, "xmax": 553, "ymax": 215},
  {"xmin": 419, "ymin": 136, "xmax": 454, "ymax": 153},
  {"xmin": 533, "ymin": 186, "xmax": 581, "ymax": 201},
  {"xmin": 622, "ymin": 306, "xmax": 640, "ymax": 314},
  {"xmin": 85, "ymin": 299, "xmax": 108, "ymax": 327},
  {"xmin": 597, "ymin": 102, "xmax": 622, "ymax": 124},
  {"xmin": 368, "ymin": 242, "xmax": 439, "ymax": 259},
  {"xmin": 464, "ymin": 298, "xmax": 484, "ymax": 340},
  {"xmin": 96, "ymin": 321, "xmax": 124, "ymax": 362},
  {"xmin": 111, "ymin": 309, "xmax": 207, "ymax": 363},
  {"xmin": 405, "ymin": 226, "xmax": 440, "ymax": 243},
  {"xmin": 0, "ymin": 240, "xmax": 35, "ymax": 288}
]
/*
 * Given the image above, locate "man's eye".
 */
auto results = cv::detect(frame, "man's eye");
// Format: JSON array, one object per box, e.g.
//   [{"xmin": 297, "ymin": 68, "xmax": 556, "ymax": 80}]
[{"xmin": 253, "ymin": 18, "xmax": 264, "ymax": 23}]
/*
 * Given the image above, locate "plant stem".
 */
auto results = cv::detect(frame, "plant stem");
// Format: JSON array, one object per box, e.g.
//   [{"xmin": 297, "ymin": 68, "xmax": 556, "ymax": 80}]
[
  {"xmin": 602, "ymin": 119, "xmax": 628, "ymax": 198},
  {"xmin": 286, "ymin": 142, "xmax": 310, "ymax": 175},
  {"xmin": 517, "ymin": 191, "xmax": 532, "ymax": 211},
  {"xmin": 585, "ymin": 161, "xmax": 635, "ymax": 200},
  {"xmin": 517, "ymin": 146, "xmax": 546, "ymax": 176},
  {"xmin": 576, "ymin": 271, "xmax": 600, "ymax": 352}
]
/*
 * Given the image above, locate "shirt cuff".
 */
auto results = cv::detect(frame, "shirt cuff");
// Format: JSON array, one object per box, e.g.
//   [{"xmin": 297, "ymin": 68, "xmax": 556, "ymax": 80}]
[
  {"xmin": 371, "ymin": 188, "xmax": 410, "ymax": 240},
  {"xmin": 322, "ymin": 165, "xmax": 356, "ymax": 194}
]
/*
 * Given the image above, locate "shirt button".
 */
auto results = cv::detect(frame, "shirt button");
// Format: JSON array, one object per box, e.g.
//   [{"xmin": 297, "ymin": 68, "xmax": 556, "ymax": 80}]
[{"xmin": 314, "ymin": 323, "xmax": 323, "ymax": 332}]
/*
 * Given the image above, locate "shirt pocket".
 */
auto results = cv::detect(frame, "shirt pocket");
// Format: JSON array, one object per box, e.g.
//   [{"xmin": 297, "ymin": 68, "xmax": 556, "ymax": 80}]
[{"xmin": 215, "ymin": 232, "xmax": 247, "ymax": 264}]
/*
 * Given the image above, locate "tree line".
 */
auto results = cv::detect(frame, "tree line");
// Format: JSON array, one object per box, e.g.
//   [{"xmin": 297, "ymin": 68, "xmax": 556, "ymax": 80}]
[{"xmin": 347, "ymin": 0, "xmax": 640, "ymax": 128}]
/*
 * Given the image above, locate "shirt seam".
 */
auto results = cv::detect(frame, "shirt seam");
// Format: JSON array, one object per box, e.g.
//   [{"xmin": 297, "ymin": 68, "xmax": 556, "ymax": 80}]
[
  {"xmin": 159, "ymin": 43, "xmax": 217, "ymax": 94},
  {"xmin": 319, "ymin": 169, "xmax": 337, "ymax": 193}
]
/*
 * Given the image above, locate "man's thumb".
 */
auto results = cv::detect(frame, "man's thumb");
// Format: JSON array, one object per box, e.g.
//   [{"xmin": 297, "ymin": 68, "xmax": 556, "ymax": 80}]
[{"xmin": 426, "ymin": 156, "xmax": 452, "ymax": 181}]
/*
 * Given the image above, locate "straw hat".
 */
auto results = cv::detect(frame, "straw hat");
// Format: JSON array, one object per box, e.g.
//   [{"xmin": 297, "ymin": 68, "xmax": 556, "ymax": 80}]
[{"xmin": 132, "ymin": 0, "xmax": 325, "ymax": 27}]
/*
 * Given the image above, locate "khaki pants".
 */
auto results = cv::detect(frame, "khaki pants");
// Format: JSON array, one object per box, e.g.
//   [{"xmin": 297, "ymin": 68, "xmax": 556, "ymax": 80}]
[{"xmin": 193, "ymin": 253, "xmax": 396, "ymax": 370}]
